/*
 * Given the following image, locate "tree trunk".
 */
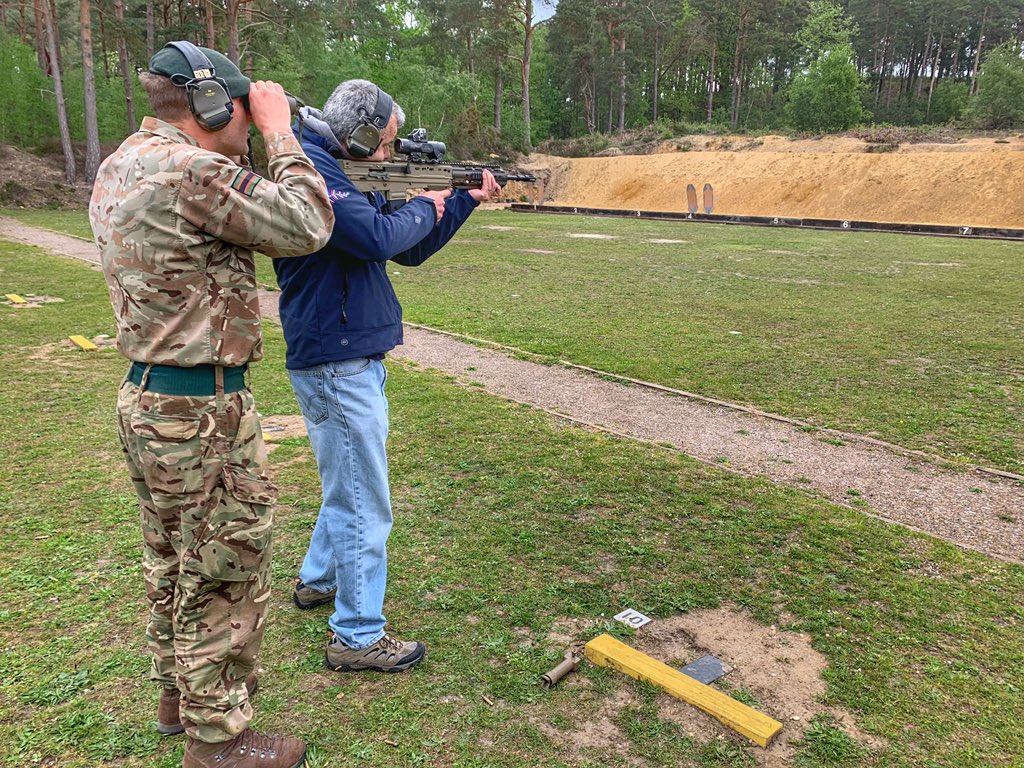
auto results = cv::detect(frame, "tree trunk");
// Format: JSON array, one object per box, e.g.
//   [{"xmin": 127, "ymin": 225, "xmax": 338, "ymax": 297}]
[
  {"xmin": 884, "ymin": 37, "xmax": 897, "ymax": 110},
  {"xmin": 926, "ymin": 33, "xmax": 943, "ymax": 121},
  {"xmin": 950, "ymin": 31, "xmax": 962, "ymax": 79},
  {"xmin": 19, "ymin": 0, "xmax": 30, "ymax": 43},
  {"xmin": 916, "ymin": 14, "xmax": 933, "ymax": 98},
  {"xmin": 494, "ymin": 54, "xmax": 503, "ymax": 134},
  {"xmin": 874, "ymin": 24, "xmax": 889, "ymax": 109},
  {"xmin": 970, "ymin": 5, "xmax": 988, "ymax": 95},
  {"xmin": 241, "ymin": 0, "xmax": 253, "ymax": 74},
  {"xmin": 226, "ymin": 0, "xmax": 241, "ymax": 64},
  {"xmin": 617, "ymin": 35, "xmax": 626, "ymax": 133},
  {"xmin": 584, "ymin": 77, "xmax": 596, "ymax": 134},
  {"xmin": 114, "ymin": 0, "xmax": 136, "ymax": 132},
  {"xmin": 42, "ymin": 0, "xmax": 75, "ymax": 183},
  {"xmin": 520, "ymin": 0, "xmax": 534, "ymax": 151},
  {"xmin": 146, "ymin": 0, "xmax": 154, "ymax": 58},
  {"xmin": 98, "ymin": 6, "xmax": 109, "ymax": 78},
  {"xmin": 729, "ymin": 0, "xmax": 747, "ymax": 129},
  {"xmin": 80, "ymin": 0, "xmax": 101, "ymax": 182},
  {"xmin": 706, "ymin": 36, "xmax": 717, "ymax": 122},
  {"xmin": 34, "ymin": 0, "xmax": 49, "ymax": 73},
  {"xmin": 651, "ymin": 30, "xmax": 660, "ymax": 123},
  {"xmin": 205, "ymin": 0, "xmax": 216, "ymax": 46}
]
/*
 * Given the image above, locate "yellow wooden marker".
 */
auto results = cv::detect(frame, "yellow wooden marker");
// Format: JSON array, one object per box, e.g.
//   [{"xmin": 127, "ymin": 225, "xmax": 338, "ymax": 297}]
[
  {"xmin": 69, "ymin": 335, "xmax": 98, "ymax": 351},
  {"xmin": 6, "ymin": 294, "xmax": 27, "ymax": 304},
  {"xmin": 584, "ymin": 633, "xmax": 783, "ymax": 747}
]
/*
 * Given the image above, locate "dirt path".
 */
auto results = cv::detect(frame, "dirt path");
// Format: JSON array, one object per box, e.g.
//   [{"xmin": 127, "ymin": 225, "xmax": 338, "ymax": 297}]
[{"xmin": 3, "ymin": 217, "xmax": 1022, "ymax": 563}]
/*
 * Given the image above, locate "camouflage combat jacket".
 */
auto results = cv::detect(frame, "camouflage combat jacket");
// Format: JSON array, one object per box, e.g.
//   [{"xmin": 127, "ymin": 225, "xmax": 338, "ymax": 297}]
[{"xmin": 89, "ymin": 117, "xmax": 333, "ymax": 367}]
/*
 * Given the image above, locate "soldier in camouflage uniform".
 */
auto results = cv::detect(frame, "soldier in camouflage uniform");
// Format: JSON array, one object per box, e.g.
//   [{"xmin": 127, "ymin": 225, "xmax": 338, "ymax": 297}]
[{"xmin": 89, "ymin": 42, "xmax": 333, "ymax": 768}]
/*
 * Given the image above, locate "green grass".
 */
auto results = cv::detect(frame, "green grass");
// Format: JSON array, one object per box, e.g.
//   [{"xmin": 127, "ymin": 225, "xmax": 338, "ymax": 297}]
[
  {"xmin": 1, "ymin": 237, "xmax": 1023, "ymax": 766},
  {"xmin": 3, "ymin": 207, "xmax": 1021, "ymax": 473}
]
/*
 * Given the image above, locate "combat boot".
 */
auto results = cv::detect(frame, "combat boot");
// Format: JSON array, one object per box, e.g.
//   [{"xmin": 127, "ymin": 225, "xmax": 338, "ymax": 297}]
[
  {"xmin": 157, "ymin": 673, "xmax": 258, "ymax": 736},
  {"xmin": 182, "ymin": 729, "xmax": 306, "ymax": 768}
]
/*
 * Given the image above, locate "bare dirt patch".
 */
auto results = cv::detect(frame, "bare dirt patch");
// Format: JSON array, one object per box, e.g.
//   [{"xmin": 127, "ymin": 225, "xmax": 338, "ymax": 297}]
[
  {"xmin": 2, "ymin": 294, "xmax": 65, "ymax": 307},
  {"xmin": 0, "ymin": 144, "xmax": 92, "ymax": 209},
  {"xmin": 28, "ymin": 336, "xmax": 118, "ymax": 363},
  {"xmin": 260, "ymin": 415, "xmax": 308, "ymax": 453},
  {"xmin": 535, "ymin": 607, "xmax": 879, "ymax": 766}
]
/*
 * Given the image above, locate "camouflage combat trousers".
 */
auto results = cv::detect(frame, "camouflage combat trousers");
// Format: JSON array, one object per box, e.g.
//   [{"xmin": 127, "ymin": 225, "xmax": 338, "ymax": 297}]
[{"xmin": 116, "ymin": 378, "xmax": 276, "ymax": 744}]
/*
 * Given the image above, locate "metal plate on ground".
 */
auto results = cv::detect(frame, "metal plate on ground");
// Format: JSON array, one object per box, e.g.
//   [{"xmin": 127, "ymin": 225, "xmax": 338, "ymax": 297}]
[
  {"xmin": 613, "ymin": 608, "xmax": 652, "ymax": 629},
  {"xmin": 679, "ymin": 654, "xmax": 732, "ymax": 684}
]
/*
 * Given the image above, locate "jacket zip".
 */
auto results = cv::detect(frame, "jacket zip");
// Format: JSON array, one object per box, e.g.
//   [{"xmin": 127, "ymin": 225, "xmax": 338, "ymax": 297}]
[{"xmin": 341, "ymin": 271, "xmax": 349, "ymax": 324}]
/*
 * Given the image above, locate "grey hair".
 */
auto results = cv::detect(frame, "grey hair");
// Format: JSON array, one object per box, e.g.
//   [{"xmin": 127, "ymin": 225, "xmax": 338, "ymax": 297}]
[{"xmin": 322, "ymin": 79, "xmax": 405, "ymax": 143}]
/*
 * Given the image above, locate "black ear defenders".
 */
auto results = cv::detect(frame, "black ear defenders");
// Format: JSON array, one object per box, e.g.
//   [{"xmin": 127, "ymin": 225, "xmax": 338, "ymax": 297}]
[
  {"xmin": 165, "ymin": 41, "xmax": 234, "ymax": 131},
  {"xmin": 345, "ymin": 86, "xmax": 394, "ymax": 158}
]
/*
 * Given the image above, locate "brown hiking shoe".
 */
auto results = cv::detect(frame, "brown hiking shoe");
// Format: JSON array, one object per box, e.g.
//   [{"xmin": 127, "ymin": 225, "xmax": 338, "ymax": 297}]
[
  {"xmin": 292, "ymin": 580, "xmax": 336, "ymax": 610},
  {"xmin": 183, "ymin": 729, "xmax": 306, "ymax": 768},
  {"xmin": 326, "ymin": 633, "xmax": 425, "ymax": 672},
  {"xmin": 157, "ymin": 673, "xmax": 258, "ymax": 736}
]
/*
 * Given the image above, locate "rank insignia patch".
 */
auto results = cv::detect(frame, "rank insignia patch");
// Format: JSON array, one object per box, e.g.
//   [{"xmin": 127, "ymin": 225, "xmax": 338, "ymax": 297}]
[{"xmin": 231, "ymin": 169, "xmax": 262, "ymax": 196}]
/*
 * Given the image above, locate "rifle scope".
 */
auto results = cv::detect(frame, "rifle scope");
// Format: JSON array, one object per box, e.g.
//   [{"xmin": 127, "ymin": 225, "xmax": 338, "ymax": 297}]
[{"xmin": 394, "ymin": 128, "xmax": 446, "ymax": 162}]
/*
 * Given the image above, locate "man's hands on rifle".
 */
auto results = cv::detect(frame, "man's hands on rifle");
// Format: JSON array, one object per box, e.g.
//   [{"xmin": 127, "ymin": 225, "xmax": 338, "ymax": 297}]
[
  {"xmin": 417, "ymin": 170, "xmax": 499, "ymax": 223},
  {"xmin": 418, "ymin": 190, "xmax": 451, "ymax": 223},
  {"xmin": 468, "ymin": 169, "xmax": 501, "ymax": 203}
]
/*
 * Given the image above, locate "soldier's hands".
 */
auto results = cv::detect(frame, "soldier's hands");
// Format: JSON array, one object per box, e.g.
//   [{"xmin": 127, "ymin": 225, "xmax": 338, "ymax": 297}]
[
  {"xmin": 469, "ymin": 170, "xmax": 501, "ymax": 203},
  {"xmin": 419, "ymin": 189, "xmax": 451, "ymax": 222},
  {"xmin": 248, "ymin": 81, "xmax": 293, "ymax": 136}
]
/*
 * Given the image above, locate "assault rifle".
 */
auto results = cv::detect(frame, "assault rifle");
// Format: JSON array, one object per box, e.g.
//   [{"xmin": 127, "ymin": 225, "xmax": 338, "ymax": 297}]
[{"xmin": 340, "ymin": 128, "xmax": 535, "ymax": 200}]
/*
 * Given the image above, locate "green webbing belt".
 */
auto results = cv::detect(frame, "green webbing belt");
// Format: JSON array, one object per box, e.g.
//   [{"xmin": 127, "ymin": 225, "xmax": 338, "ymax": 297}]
[{"xmin": 128, "ymin": 362, "xmax": 247, "ymax": 396}]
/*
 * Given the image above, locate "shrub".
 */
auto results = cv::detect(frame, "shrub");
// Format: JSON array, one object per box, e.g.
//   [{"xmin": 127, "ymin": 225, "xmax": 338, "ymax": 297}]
[
  {"xmin": 787, "ymin": 44, "xmax": 865, "ymax": 132},
  {"xmin": 967, "ymin": 43, "xmax": 1024, "ymax": 129}
]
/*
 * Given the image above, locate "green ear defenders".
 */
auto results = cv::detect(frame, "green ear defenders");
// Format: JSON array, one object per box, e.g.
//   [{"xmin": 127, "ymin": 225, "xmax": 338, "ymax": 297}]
[
  {"xmin": 164, "ymin": 41, "xmax": 235, "ymax": 131},
  {"xmin": 346, "ymin": 86, "xmax": 394, "ymax": 158}
]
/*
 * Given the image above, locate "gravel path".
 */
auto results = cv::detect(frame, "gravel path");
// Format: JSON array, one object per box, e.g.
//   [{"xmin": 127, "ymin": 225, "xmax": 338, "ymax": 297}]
[{"xmin": 3, "ymin": 217, "xmax": 1021, "ymax": 563}]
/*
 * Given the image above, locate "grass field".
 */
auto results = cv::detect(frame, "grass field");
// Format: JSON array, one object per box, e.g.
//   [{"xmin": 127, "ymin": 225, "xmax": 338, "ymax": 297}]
[
  {"xmin": 3, "ymin": 207, "xmax": 1021, "ymax": 475},
  {"xmin": 1, "ymin": 232, "xmax": 1023, "ymax": 766}
]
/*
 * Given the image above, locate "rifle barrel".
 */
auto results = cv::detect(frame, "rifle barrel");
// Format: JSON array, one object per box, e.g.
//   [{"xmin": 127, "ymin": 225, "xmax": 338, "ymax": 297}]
[{"xmin": 452, "ymin": 168, "xmax": 536, "ymax": 188}]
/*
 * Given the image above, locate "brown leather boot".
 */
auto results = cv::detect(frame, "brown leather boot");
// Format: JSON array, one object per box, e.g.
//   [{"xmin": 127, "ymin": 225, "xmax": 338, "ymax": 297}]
[
  {"xmin": 157, "ymin": 673, "xmax": 259, "ymax": 736},
  {"xmin": 182, "ymin": 729, "xmax": 306, "ymax": 768}
]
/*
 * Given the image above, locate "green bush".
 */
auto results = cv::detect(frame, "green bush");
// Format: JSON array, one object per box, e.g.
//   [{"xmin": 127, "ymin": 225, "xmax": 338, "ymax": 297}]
[
  {"xmin": 967, "ymin": 43, "xmax": 1024, "ymax": 129},
  {"xmin": 0, "ymin": 35, "xmax": 57, "ymax": 148},
  {"xmin": 928, "ymin": 80, "xmax": 969, "ymax": 124},
  {"xmin": 787, "ymin": 44, "xmax": 865, "ymax": 132}
]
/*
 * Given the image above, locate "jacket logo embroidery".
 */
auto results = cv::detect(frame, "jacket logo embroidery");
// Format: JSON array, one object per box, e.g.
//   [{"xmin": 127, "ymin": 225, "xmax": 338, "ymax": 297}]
[{"xmin": 328, "ymin": 189, "xmax": 350, "ymax": 202}]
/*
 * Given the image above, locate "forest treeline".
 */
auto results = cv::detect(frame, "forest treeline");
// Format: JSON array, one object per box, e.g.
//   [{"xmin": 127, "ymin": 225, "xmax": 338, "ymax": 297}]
[{"xmin": 2, "ymin": 0, "xmax": 1024, "ymax": 183}]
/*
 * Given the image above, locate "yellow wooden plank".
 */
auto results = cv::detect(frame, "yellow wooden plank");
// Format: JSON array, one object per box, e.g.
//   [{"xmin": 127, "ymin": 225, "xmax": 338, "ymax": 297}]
[
  {"xmin": 584, "ymin": 633, "xmax": 783, "ymax": 747},
  {"xmin": 6, "ymin": 294, "xmax": 27, "ymax": 304},
  {"xmin": 69, "ymin": 335, "xmax": 98, "ymax": 351}
]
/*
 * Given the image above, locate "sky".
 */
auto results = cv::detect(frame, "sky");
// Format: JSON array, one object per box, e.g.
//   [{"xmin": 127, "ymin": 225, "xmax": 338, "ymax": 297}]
[{"xmin": 536, "ymin": 0, "xmax": 558, "ymax": 22}]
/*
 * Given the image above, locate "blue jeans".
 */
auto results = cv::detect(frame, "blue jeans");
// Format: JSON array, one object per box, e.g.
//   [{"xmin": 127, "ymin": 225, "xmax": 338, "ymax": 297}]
[{"xmin": 289, "ymin": 358, "xmax": 391, "ymax": 649}]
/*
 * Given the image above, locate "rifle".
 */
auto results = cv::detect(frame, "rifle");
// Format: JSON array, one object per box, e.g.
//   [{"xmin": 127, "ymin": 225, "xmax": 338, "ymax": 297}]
[{"xmin": 339, "ymin": 128, "xmax": 536, "ymax": 200}]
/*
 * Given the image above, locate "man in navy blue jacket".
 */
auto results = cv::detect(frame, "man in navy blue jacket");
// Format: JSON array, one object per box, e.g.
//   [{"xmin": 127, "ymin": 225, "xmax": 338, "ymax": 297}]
[{"xmin": 274, "ymin": 79, "xmax": 500, "ymax": 672}]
